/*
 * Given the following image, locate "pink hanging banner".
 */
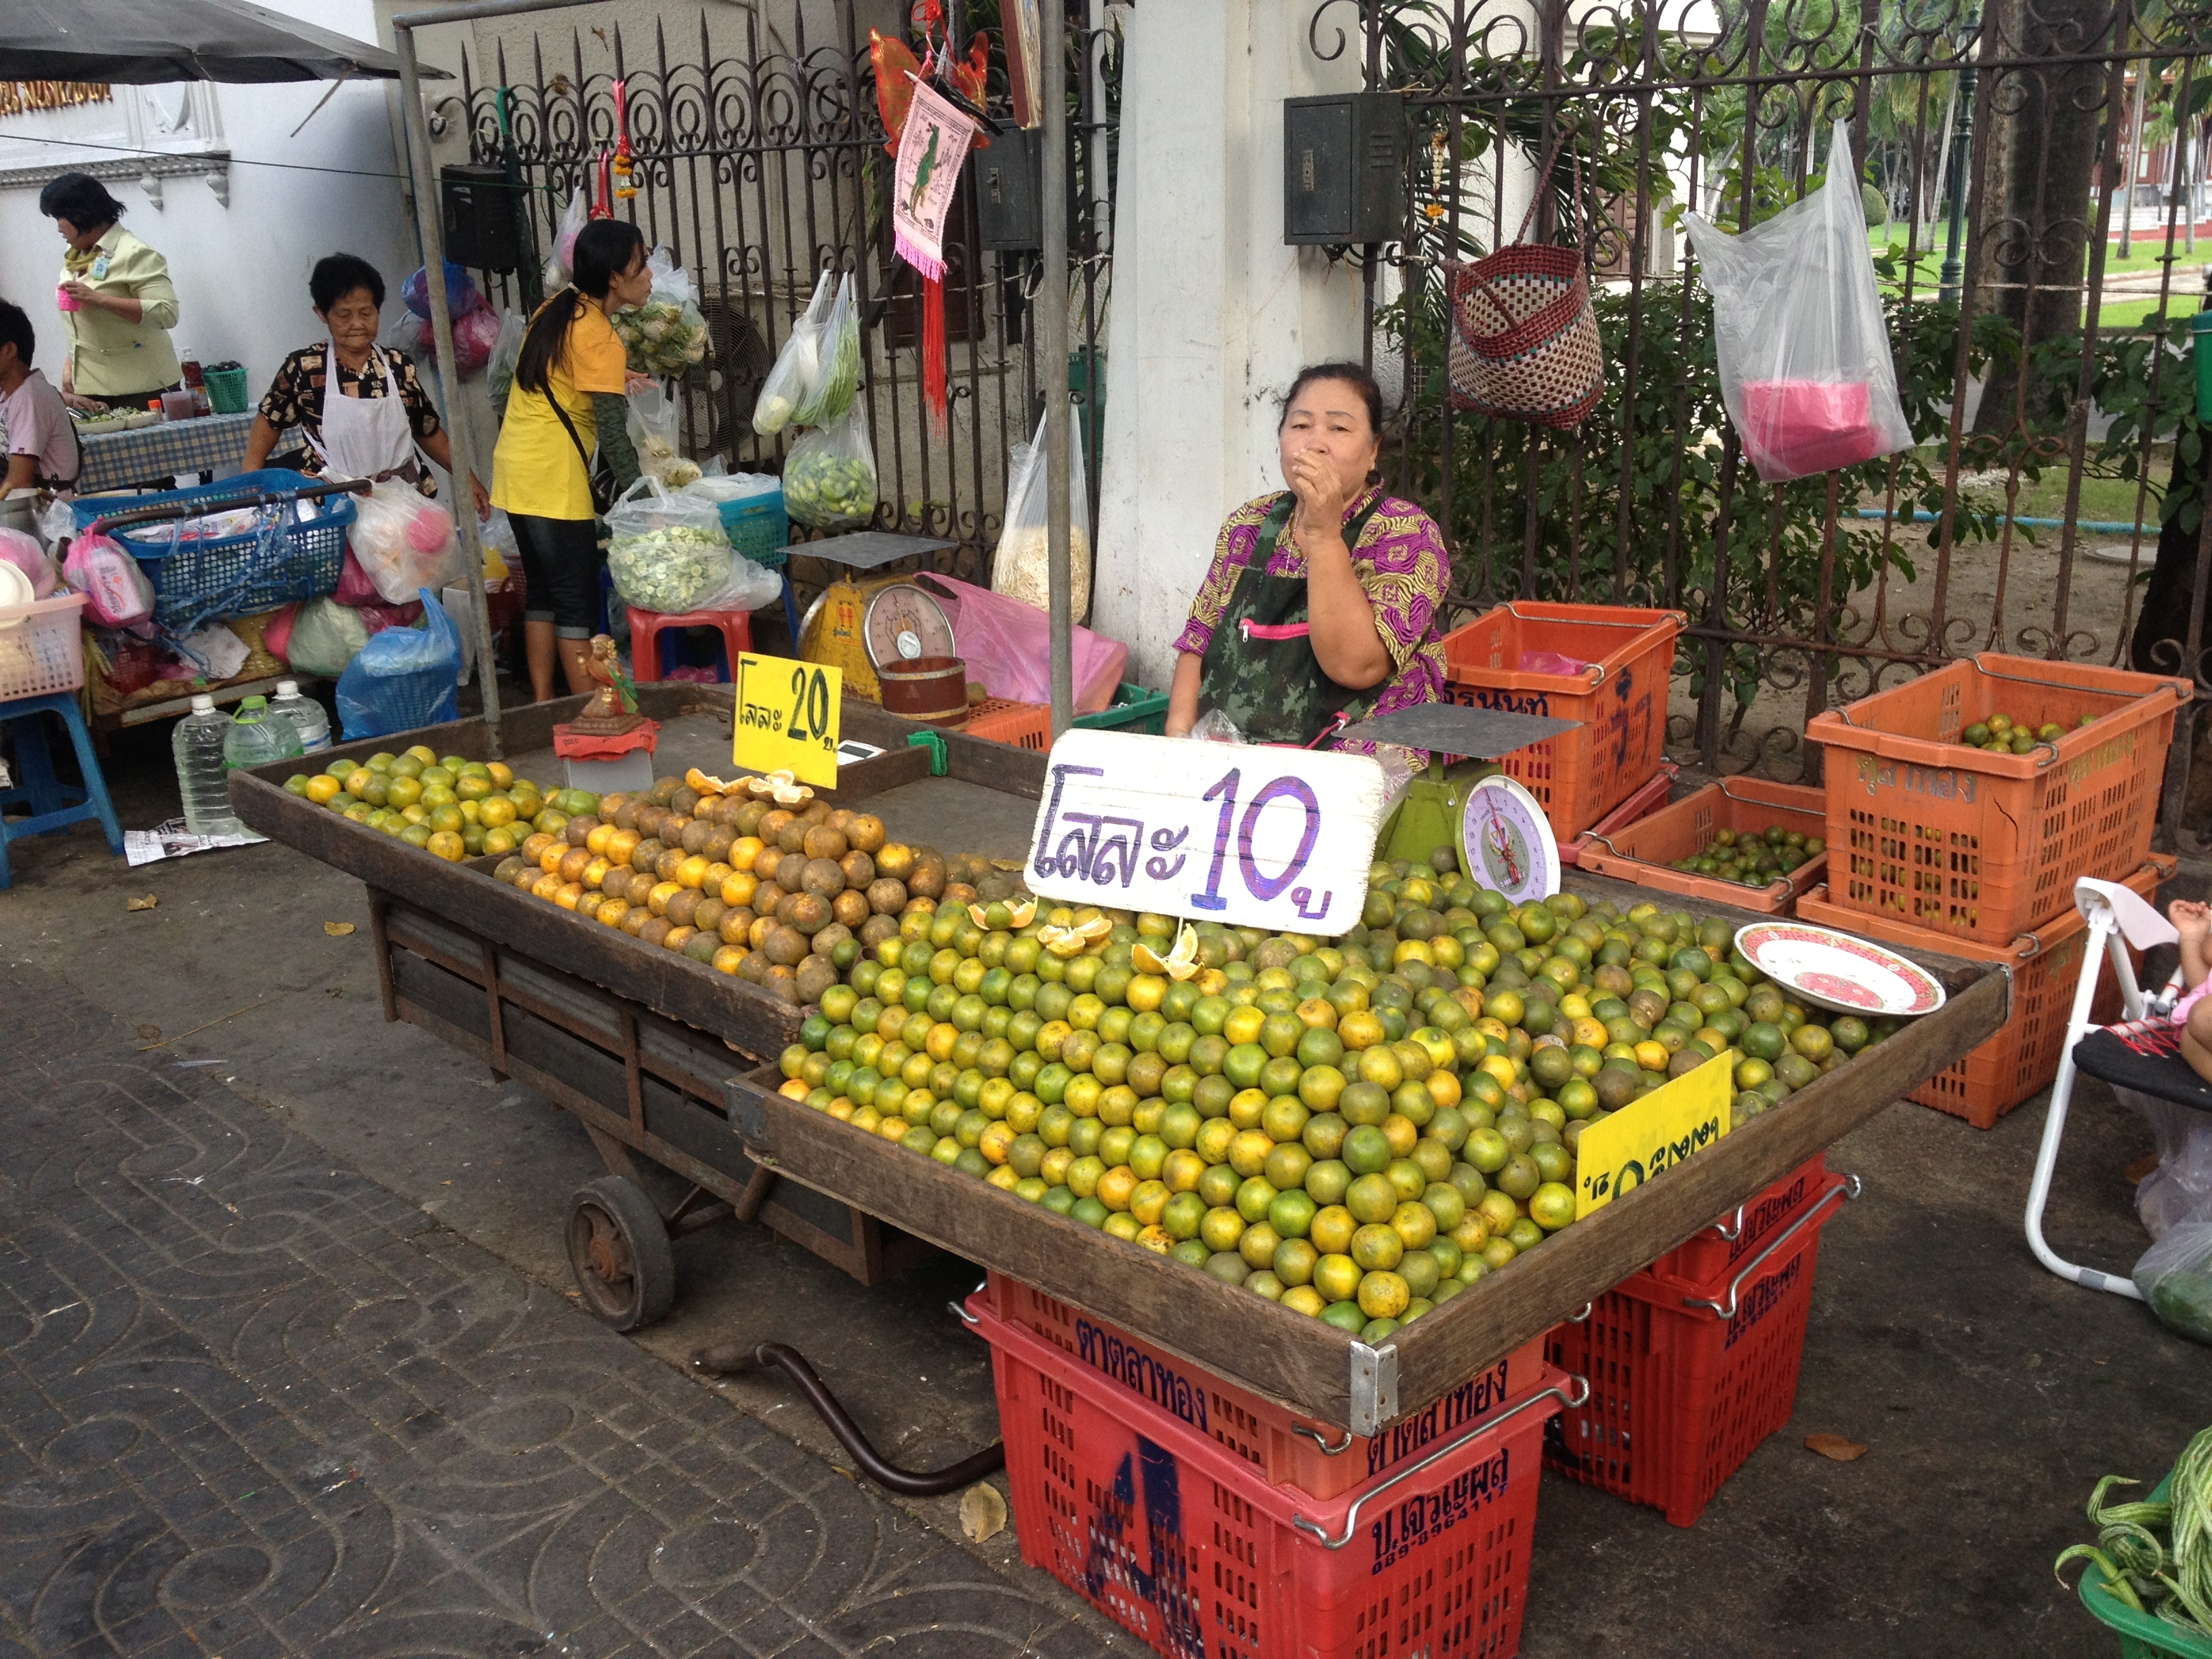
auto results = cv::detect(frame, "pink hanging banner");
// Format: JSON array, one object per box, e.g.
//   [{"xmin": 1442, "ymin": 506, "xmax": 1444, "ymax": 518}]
[{"xmin": 892, "ymin": 78, "xmax": 978, "ymax": 281}]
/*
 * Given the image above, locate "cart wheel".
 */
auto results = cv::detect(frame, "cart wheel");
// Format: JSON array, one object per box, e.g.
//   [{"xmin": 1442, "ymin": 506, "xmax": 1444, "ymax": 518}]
[{"xmin": 566, "ymin": 1176, "xmax": 676, "ymax": 1330}]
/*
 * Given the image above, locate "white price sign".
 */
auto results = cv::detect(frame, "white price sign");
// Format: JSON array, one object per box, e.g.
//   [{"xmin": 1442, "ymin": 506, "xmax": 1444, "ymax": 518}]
[{"xmin": 1025, "ymin": 731, "xmax": 1387, "ymax": 934}]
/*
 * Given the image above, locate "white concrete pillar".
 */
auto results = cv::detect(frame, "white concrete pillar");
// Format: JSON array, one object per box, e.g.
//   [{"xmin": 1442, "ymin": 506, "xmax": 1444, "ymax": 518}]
[{"xmin": 1092, "ymin": 1, "xmax": 1364, "ymax": 687}]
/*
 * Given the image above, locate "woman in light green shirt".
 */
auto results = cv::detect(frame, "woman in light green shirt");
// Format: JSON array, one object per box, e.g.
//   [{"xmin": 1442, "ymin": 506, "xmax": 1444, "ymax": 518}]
[{"xmin": 41, "ymin": 172, "xmax": 181, "ymax": 409}]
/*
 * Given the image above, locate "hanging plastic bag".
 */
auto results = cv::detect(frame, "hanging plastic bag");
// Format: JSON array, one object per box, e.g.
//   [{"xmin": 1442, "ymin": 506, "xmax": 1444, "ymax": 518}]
[
  {"xmin": 64, "ymin": 533, "xmax": 155, "ymax": 627},
  {"xmin": 0, "ymin": 527, "xmax": 57, "ymax": 598},
  {"xmin": 626, "ymin": 380, "xmax": 701, "ymax": 487},
  {"xmin": 1685, "ymin": 119, "xmax": 1914, "ymax": 483},
  {"xmin": 336, "ymin": 588, "xmax": 463, "ymax": 739},
  {"xmin": 487, "ymin": 308, "xmax": 527, "ymax": 415},
  {"xmin": 348, "ymin": 482, "xmax": 466, "ymax": 605},
  {"xmin": 915, "ymin": 573, "xmax": 1126, "ymax": 713},
  {"xmin": 791, "ymin": 272, "xmax": 859, "ymax": 428},
  {"xmin": 611, "ymin": 247, "xmax": 711, "ymax": 376},
  {"xmin": 752, "ymin": 269, "xmax": 834, "ymax": 436},
  {"xmin": 991, "ymin": 405, "xmax": 1092, "ymax": 624},
  {"xmin": 402, "ymin": 260, "xmax": 480, "ymax": 321},
  {"xmin": 605, "ymin": 476, "xmax": 733, "ymax": 613},
  {"xmin": 285, "ymin": 596, "xmax": 371, "ymax": 678},
  {"xmin": 479, "ymin": 506, "xmax": 518, "ymax": 580},
  {"xmin": 782, "ymin": 403, "xmax": 877, "ymax": 530},
  {"xmin": 543, "ymin": 184, "xmax": 588, "ymax": 293},
  {"xmin": 417, "ymin": 296, "xmax": 502, "ymax": 377}
]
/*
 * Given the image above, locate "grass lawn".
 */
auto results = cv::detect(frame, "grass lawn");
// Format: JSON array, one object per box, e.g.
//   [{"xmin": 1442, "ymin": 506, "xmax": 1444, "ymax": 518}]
[
  {"xmin": 1869, "ymin": 230, "xmax": 2204, "ymax": 332},
  {"xmin": 1870, "ymin": 445, "xmax": 2170, "ymax": 531}
]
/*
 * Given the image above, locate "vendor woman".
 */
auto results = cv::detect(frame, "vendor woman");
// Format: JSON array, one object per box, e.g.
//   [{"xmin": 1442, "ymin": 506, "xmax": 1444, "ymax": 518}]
[
  {"xmin": 242, "ymin": 253, "xmax": 487, "ymax": 514},
  {"xmin": 1164, "ymin": 363, "xmax": 1450, "ymax": 750}
]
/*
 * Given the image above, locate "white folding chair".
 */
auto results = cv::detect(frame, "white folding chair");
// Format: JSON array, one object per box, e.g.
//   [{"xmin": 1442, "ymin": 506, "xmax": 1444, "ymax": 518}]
[{"xmin": 2023, "ymin": 876, "xmax": 2203, "ymax": 1298}]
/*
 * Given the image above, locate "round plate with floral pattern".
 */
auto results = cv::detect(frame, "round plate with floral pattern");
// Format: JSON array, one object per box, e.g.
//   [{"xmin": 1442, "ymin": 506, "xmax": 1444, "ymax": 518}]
[{"xmin": 1733, "ymin": 921, "xmax": 1946, "ymax": 1017}]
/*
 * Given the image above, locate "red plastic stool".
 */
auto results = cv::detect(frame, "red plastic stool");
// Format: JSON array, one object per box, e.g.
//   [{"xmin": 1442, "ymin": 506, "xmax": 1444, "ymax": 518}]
[{"xmin": 626, "ymin": 607, "xmax": 754, "ymax": 683}]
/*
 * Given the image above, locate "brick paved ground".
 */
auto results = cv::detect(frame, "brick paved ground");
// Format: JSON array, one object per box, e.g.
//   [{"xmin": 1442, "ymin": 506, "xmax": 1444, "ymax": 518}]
[{"xmin": 0, "ymin": 964, "xmax": 1121, "ymax": 1659}]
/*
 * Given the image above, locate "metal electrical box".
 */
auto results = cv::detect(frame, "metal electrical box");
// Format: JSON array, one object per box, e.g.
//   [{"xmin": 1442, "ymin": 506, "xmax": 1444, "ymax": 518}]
[
  {"xmin": 440, "ymin": 163, "xmax": 525, "ymax": 272},
  {"xmin": 971, "ymin": 129, "xmax": 1044, "ymax": 251},
  {"xmin": 1283, "ymin": 92, "xmax": 1405, "ymax": 245}
]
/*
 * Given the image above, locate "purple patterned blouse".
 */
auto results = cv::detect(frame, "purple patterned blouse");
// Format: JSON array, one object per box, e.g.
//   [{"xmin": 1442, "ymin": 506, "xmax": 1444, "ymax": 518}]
[{"xmin": 1174, "ymin": 487, "xmax": 1452, "ymax": 752}]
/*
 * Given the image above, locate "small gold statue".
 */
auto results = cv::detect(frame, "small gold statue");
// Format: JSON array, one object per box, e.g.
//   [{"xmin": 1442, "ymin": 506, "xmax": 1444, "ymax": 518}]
[{"xmin": 568, "ymin": 633, "xmax": 644, "ymax": 735}]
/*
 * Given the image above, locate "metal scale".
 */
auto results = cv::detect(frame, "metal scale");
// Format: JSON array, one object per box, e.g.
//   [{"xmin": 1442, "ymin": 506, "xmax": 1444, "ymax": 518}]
[{"xmin": 790, "ymin": 532, "xmax": 959, "ymax": 701}]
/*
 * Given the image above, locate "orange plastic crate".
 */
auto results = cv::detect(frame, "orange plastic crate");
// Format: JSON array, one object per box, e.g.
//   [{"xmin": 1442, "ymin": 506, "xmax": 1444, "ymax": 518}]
[
  {"xmin": 1576, "ymin": 777, "xmax": 1828, "ymax": 914},
  {"xmin": 1805, "ymin": 653, "xmax": 2188, "ymax": 945},
  {"xmin": 1439, "ymin": 601, "xmax": 1685, "ymax": 840},
  {"xmin": 960, "ymin": 697, "xmax": 1052, "ymax": 750},
  {"xmin": 1795, "ymin": 855, "xmax": 2171, "ymax": 1128},
  {"xmin": 983, "ymin": 1271, "xmax": 1544, "ymax": 1500},
  {"xmin": 1558, "ymin": 760, "xmax": 1677, "ymax": 867}
]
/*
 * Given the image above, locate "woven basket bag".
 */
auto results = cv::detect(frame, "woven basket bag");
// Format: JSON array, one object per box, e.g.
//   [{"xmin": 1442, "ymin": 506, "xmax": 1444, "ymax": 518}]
[{"xmin": 1446, "ymin": 150, "xmax": 1603, "ymax": 430}]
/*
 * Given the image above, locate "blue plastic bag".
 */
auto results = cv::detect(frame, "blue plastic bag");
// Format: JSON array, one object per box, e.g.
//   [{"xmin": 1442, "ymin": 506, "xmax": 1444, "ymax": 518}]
[
  {"xmin": 401, "ymin": 260, "xmax": 480, "ymax": 321},
  {"xmin": 336, "ymin": 588, "xmax": 462, "ymax": 739}
]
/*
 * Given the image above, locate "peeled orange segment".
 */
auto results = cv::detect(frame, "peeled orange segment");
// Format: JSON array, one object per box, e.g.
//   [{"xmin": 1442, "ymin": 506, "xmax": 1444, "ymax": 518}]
[
  {"xmin": 1132, "ymin": 941, "xmax": 1171, "ymax": 974},
  {"xmin": 771, "ymin": 779, "xmax": 813, "ymax": 807},
  {"xmin": 967, "ymin": 903, "xmax": 994, "ymax": 929},
  {"xmin": 684, "ymin": 766, "xmax": 734, "ymax": 797},
  {"xmin": 1073, "ymin": 916, "xmax": 1112, "ymax": 943},
  {"xmin": 744, "ymin": 769, "xmax": 798, "ymax": 798},
  {"xmin": 1136, "ymin": 921, "xmax": 1200, "ymax": 979},
  {"xmin": 1006, "ymin": 898, "xmax": 1038, "ymax": 928}
]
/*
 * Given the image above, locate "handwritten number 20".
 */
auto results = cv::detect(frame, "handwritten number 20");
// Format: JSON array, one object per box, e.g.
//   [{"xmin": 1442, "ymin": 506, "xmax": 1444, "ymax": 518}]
[
  {"xmin": 1191, "ymin": 769, "xmax": 1321, "ymax": 912},
  {"xmin": 787, "ymin": 667, "xmax": 834, "ymax": 748}
]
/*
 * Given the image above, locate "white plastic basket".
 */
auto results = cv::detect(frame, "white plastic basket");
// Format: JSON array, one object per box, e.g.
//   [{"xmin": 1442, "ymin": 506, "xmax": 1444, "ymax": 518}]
[{"xmin": 0, "ymin": 592, "xmax": 88, "ymax": 699}]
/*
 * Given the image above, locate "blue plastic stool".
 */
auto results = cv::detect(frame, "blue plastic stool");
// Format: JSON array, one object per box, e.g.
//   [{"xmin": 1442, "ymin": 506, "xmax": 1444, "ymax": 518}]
[{"xmin": 0, "ymin": 693, "xmax": 124, "ymax": 888}]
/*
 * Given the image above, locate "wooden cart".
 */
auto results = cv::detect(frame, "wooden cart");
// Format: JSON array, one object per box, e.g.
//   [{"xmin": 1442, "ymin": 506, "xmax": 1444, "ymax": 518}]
[{"xmin": 234, "ymin": 688, "xmax": 2010, "ymax": 1433}]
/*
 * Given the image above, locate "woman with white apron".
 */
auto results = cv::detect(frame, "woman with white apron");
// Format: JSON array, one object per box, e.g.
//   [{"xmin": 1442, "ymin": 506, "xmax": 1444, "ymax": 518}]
[{"xmin": 242, "ymin": 253, "xmax": 487, "ymax": 512}]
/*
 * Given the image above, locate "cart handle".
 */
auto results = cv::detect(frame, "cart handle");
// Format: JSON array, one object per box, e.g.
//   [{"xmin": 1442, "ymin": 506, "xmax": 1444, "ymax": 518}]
[
  {"xmin": 1680, "ymin": 1174, "xmax": 1861, "ymax": 1318},
  {"xmin": 87, "ymin": 474, "xmax": 369, "ymax": 537},
  {"xmin": 1289, "ymin": 1374, "xmax": 1590, "ymax": 1550}
]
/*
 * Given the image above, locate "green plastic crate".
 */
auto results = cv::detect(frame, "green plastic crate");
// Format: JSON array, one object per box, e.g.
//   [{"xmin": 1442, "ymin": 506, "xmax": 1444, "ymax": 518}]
[
  {"xmin": 1072, "ymin": 680, "xmax": 1168, "ymax": 734},
  {"xmin": 2077, "ymin": 1471, "xmax": 2212, "ymax": 1659}
]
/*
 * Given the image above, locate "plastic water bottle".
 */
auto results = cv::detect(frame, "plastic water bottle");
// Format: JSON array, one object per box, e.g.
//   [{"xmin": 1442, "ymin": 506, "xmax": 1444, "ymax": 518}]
[
  {"xmin": 224, "ymin": 695, "xmax": 304, "ymax": 775},
  {"xmin": 173, "ymin": 694, "xmax": 241, "ymax": 836},
  {"xmin": 270, "ymin": 679, "xmax": 331, "ymax": 753}
]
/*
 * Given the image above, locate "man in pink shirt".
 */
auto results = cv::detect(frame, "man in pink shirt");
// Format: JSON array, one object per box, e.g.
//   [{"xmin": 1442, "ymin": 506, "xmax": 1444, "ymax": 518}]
[{"xmin": 0, "ymin": 300, "xmax": 81, "ymax": 493}]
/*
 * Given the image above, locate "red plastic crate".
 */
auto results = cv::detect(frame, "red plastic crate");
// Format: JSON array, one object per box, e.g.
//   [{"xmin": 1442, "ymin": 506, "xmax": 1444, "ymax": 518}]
[
  {"xmin": 1794, "ymin": 855, "xmax": 2171, "ymax": 1129},
  {"xmin": 1542, "ymin": 1169, "xmax": 1856, "ymax": 1527},
  {"xmin": 1557, "ymin": 760, "xmax": 1677, "ymax": 868},
  {"xmin": 983, "ymin": 1271, "xmax": 1545, "ymax": 1500},
  {"xmin": 973, "ymin": 1293, "xmax": 1574, "ymax": 1659},
  {"xmin": 959, "ymin": 698, "xmax": 1053, "ymax": 750},
  {"xmin": 1648, "ymin": 1153, "xmax": 1828, "ymax": 1285},
  {"xmin": 1438, "ymin": 600, "xmax": 1684, "ymax": 840},
  {"xmin": 1805, "ymin": 652, "xmax": 2188, "ymax": 945}
]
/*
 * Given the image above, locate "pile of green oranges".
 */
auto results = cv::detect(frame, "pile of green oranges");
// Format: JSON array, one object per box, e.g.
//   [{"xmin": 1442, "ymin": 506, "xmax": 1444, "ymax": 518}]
[
  {"xmin": 1671, "ymin": 823, "xmax": 1824, "ymax": 888},
  {"xmin": 283, "ymin": 745, "xmax": 588, "ymax": 861},
  {"xmin": 1957, "ymin": 710, "xmax": 2095, "ymax": 754},
  {"xmin": 777, "ymin": 859, "xmax": 1894, "ymax": 1343}
]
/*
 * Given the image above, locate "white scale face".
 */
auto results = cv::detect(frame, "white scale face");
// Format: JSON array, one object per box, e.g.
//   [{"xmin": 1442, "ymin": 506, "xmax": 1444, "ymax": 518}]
[
  {"xmin": 862, "ymin": 583, "xmax": 955, "ymax": 669},
  {"xmin": 1458, "ymin": 774, "xmax": 1560, "ymax": 904}
]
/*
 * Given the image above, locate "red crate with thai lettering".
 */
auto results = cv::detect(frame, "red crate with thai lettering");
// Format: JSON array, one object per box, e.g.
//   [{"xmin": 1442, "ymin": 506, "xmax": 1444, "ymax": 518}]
[
  {"xmin": 972, "ymin": 1290, "xmax": 1574, "ymax": 1659},
  {"xmin": 1646, "ymin": 1153, "xmax": 1829, "ymax": 1286},
  {"xmin": 1542, "ymin": 1168, "xmax": 1856, "ymax": 1527},
  {"xmin": 983, "ymin": 1271, "xmax": 1544, "ymax": 1500}
]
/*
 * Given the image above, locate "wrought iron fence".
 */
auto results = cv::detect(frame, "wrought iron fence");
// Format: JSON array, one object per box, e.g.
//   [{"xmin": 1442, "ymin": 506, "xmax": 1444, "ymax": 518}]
[
  {"xmin": 454, "ymin": 1, "xmax": 1117, "ymax": 603},
  {"xmin": 1325, "ymin": 0, "xmax": 2212, "ymax": 842}
]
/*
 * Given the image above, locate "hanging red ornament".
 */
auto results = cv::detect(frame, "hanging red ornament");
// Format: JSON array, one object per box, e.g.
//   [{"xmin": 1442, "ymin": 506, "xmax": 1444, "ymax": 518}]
[{"xmin": 922, "ymin": 274, "xmax": 949, "ymax": 441}]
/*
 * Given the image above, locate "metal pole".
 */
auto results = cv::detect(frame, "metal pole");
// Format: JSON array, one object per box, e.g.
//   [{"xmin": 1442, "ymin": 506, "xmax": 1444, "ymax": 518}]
[
  {"xmin": 1042, "ymin": 0, "xmax": 1073, "ymax": 734},
  {"xmin": 396, "ymin": 20, "xmax": 502, "ymax": 754},
  {"xmin": 1938, "ymin": 15, "xmax": 1980, "ymax": 307}
]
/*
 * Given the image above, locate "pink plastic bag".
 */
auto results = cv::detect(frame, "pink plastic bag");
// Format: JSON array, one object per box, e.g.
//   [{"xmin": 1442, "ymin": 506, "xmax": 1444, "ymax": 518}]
[
  {"xmin": 915, "ymin": 573, "xmax": 1126, "ymax": 714},
  {"xmin": 0, "ymin": 527, "xmax": 56, "ymax": 598},
  {"xmin": 1738, "ymin": 380, "xmax": 1885, "ymax": 478},
  {"xmin": 334, "ymin": 546, "xmax": 381, "ymax": 606},
  {"xmin": 262, "ymin": 602, "xmax": 298, "ymax": 663},
  {"xmin": 64, "ymin": 533, "xmax": 155, "ymax": 626},
  {"xmin": 1517, "ymin": 649, "xmax": 1590, "ymax": 676}
]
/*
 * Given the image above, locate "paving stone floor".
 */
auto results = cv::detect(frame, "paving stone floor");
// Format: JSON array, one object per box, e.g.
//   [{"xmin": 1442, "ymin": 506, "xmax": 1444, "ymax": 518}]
[{"xmin": 0, "ymin": 964, "xmax": 1120, "ymax": 1659}]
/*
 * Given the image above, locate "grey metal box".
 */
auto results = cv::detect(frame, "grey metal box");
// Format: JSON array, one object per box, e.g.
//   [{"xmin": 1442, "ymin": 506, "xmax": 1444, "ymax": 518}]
[
  {"xmin": 972, "ymin": 129, "xmax": 1044, "ymax": 251},
  {"xmin": 1283, "ymin": 92, "xmax": 1404, "ymax": 245}
]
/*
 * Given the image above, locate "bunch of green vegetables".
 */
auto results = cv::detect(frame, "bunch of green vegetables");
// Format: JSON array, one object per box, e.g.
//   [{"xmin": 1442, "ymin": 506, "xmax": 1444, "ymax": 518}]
[{"xmin": 2057, "ymin": 1427, "xmax": 2212, "ymax": 1640}]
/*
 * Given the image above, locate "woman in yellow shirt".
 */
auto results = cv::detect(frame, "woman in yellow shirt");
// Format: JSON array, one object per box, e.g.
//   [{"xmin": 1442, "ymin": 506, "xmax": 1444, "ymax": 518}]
[
  {"xmin": 492, "ymin": 218, "xmax": 650, "ymax": 701},
  {"xmin": 41, "ymin": 173, "xmax": 182, "ymax": 409}
]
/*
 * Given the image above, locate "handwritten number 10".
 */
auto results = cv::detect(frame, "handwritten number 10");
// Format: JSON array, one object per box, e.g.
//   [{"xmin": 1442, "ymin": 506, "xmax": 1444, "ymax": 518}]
[
  {"xmin": 1191, "ymin": 768, "xmax": 1321, "ymax": 912},
  {"xmin": 787, "ymin": 666, "xmax": 833, "ymax": 748}
]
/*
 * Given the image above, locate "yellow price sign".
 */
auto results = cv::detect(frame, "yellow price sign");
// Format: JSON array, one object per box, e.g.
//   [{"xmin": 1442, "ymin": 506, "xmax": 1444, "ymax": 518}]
[
  {"xmin": 733, "ymin": 652, "xmax": 842, "ymax": 788},
  {"xmin": 1574, "ymin": 1052, "xmax": 1733, "ymax": 1218}
]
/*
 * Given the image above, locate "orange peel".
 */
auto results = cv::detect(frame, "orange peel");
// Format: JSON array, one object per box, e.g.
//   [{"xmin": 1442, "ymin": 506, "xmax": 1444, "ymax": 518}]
[
  {"xmin": 1039, "ymin": 915, "xmax": 1113, "ymax": 958},
  {"xmin": 1133, "ymin": 922, "xmax": 1200, "ymax": 981},
  {"xmin": 684, "ymin": 766, "xmax": 734, "ymax": 797},
  {"xmin": 1006, "ymin": 898, "xmax": 1037, "ymax": 928}
]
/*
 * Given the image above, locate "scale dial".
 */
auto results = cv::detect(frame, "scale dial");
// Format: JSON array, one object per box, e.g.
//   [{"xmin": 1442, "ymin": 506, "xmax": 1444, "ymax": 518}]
[
  {"xmin": 1458, "ymin": 775, "xmax": 1561, "ymax": 905},
  {"xmin": 862, "ymin": 583, "xmax": 956, "ymax": 670}
]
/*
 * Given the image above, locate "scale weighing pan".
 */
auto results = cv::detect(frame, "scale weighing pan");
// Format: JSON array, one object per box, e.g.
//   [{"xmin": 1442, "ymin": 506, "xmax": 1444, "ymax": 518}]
[
  {"xmin": 794, "ymin": 531, "xmax": 958, "ymax": 572},
  {"xmin": 1337, "ymin": 702, "xmax": 1580, "ymax": 758}
]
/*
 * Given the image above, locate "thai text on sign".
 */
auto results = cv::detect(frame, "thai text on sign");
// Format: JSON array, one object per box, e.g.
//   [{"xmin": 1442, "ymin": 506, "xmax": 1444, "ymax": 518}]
[
  {"xmin": 1574, "ymin": 1052, "xmax": 1734, "ymax": 1218},
  {"xmin": 1023, "ymin": 731, "xmax": 1387, "ymax": 935},
  {"xmin": 733, "ymin": 653, "xmax": 842, "ymax": 789}
]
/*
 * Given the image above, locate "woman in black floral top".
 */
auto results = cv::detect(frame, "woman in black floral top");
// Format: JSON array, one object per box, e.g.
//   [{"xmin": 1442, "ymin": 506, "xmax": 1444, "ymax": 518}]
[{"xmin": 241, "ymin": 253, "xmax": 486, "ymax": 512}]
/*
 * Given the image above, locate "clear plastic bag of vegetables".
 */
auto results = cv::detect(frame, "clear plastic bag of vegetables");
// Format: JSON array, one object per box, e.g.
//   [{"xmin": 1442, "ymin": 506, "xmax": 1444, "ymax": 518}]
[
  {"xmin": 626, "ymin": 380, "xmax": 700, "ymax": 488},
  {"xmin": 752, "ymin": 269, "xmax": 832, "ymax": 436},
  {"xmin": 791, "ymin": 272, "xmax": 859, "ymax": 427},
  {"xmin": 2136, "ymin": 1218, "xmax": 2212, "ymax": 1345},
  {"xmin": 612, "ymin": 246, "xmax": 710, "ymax": 376},
  {"xmin": 605, "ymin": 475, "xmax": 733, "ymax": 614},
  {"xmin": 781, "ymin": 403, "xmax": 877, "ymax": 531},
  {"xmin": 543, "ymin": 183, "xmax": 587, "ymax": 293}
]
